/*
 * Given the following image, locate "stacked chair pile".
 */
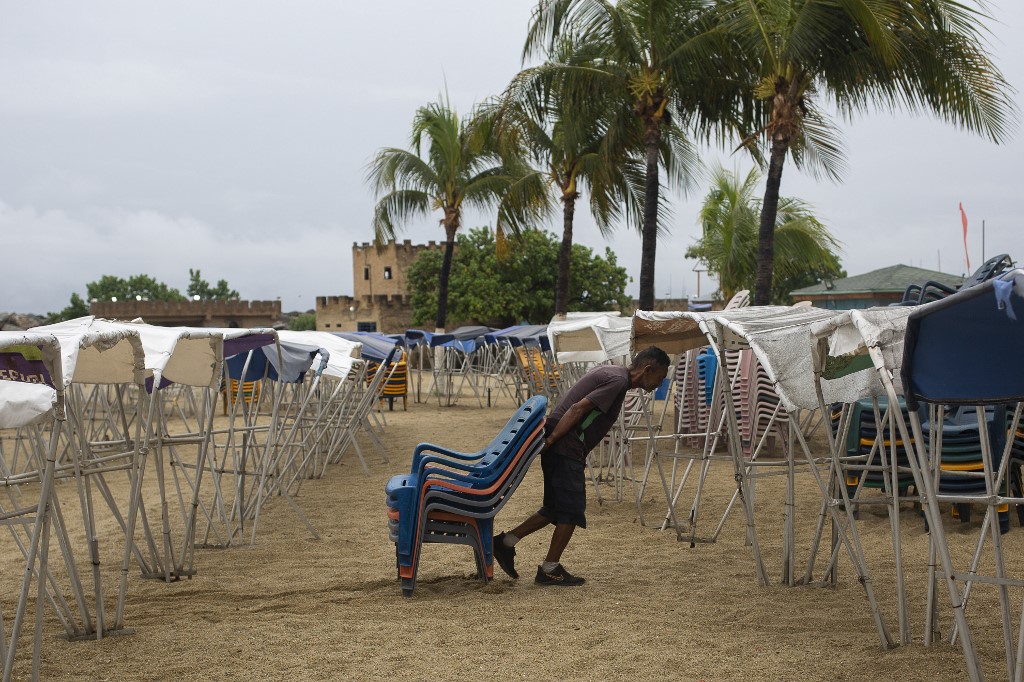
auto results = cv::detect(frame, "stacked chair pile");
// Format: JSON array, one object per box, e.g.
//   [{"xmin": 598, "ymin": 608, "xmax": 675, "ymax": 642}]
[
  {"xmin": 731, "ymin": 350, "xmax": 788, "ymax": 457},
  {"xmin": 674, "ymin": 345, "xmax": 787, "ymax": 457},
  {"xmin": 925, "ymin": 406, "xmax": 1010, "ymax": 530},
  {"xmin": 366, "ymin": 359, "xmax": 408, "ymax": 411},
  {"xmin": 1012, "ymin": 421, "xmax": 1024, "ymax": 525},
  {"xmin": 673, "ymin": 348, "xmax": 716, "ymax": 447},
  {"xmin": 385, "ymin": 396, "xmax": 547, "ymax": 596},
  {"xmin": 830, "ymin": 397, "xmax": 917, "ymax": 504}
]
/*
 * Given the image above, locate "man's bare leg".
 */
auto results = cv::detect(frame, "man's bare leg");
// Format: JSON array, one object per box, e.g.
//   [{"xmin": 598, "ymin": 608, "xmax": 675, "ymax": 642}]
[
  {"xmin": 544, "ymin": 523, "xmax": 575, "ymax": 564},
  {"xmin": 508, "ymin": 512, "xmax": 552, "ymax": 540}
]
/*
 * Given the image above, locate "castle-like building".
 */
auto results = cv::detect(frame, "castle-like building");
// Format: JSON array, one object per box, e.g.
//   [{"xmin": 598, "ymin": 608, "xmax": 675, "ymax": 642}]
[{"xmin": 316, "ymin": 239, "xmax": 443, "ymax": 333}]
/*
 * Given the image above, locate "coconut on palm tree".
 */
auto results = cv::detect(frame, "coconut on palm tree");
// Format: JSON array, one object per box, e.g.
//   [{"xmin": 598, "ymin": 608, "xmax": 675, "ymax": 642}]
[
  {"xmin": 366, "ymin": 96, "xmax": 548, "ymax": 331},
  {"xmin": 686, "ymin": 164, "xmax": 841, "ymax": 303},
  {"xmin": 719, "ymin": 0, "xmax": 1017, "ymax": 305}
]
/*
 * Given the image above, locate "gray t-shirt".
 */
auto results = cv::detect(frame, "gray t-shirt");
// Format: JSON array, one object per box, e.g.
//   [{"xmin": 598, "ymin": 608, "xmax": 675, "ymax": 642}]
[{"xmin": 546, "ymin": 365, "xmax": 630, "ymax": 460}]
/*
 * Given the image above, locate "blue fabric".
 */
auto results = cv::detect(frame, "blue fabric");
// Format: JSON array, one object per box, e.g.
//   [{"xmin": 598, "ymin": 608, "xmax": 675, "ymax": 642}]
[
  {"xmin": 222, "ymin": 333, "xmax": 275, "ymax": 358},
  {"xmin": 226, "ymin": 349, "xmax": 274, "ymax": 381},
  {"xmin": 484, "ymin": 324, "xmax": 548, "ymax": 348},
  {"xmin": 333, "ymin": 331, "xmax": 402, "ymax": 364},
  {"xmin": 405, "ymin": 326, "xmax": 491, "ymax": 353},
  {"xmin": 903, "ymin": 280, "xmax": 1024, "ymax": 406},
  {"xmin": 263, "ymin": 341, "xmax": 322, "ymax": 383},
  {"xmin": 993, "ymin": 278, "xmax": 1017, "ymax": 320}
]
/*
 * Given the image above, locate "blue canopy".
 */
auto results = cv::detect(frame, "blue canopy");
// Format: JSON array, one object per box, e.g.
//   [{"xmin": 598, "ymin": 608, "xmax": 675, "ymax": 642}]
[
  {"xmin": 225, "ymin": 339, "xmax": 325, "ymax": 384},
  {"xmin": 226, "ymin": 349, "xmax": 274, "ymax": 381},
  {"xmin": 483, "ymin": 324, "xmax": 550, "ymax": 351},
  {"xmin": 901, "ymin": 273, "xmax": 1024, "ymax": 410},
  {"xmin": 333, "ymin": 331, "xmax": 403, "ymax": 364},
  {"xmin": 405, "ymin": 326, "xmax": 492, "ymax": 354}
]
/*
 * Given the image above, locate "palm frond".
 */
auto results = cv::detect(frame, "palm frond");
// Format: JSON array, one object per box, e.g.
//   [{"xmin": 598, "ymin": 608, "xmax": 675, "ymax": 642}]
[{"xmin": 370, "ymin": 189, "xmax": 433, "ymax": 245}]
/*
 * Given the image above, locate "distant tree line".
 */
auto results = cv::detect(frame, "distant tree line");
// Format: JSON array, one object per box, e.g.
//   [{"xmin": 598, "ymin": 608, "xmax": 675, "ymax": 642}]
[
  {"xmin": 47, "ymin": 269, "xmax": 240, "ymax": 323},
  {"xmin": 407, "ymin": 226, "xmax": 630, "ymax": 328}
]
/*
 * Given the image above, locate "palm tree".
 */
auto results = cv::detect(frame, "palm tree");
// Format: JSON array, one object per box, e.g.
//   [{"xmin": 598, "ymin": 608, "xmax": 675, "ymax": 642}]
[
  {"xmin": 686, "ymin": 164, "xmax": 841, "ymax": 303},
  {"xmin": 491, "ymin": 38, "xmax": 645, "ymax": 317},
  {"xmin": 719, "ymin": 0, "xmax": 1017, "ymax": 305},
  {"xmin": 366, "ymin": 97, "xmax": 547, "ymax": 331},
  {"xmin": 524, "ymin": 0, "xmax": 713, "ymax": 310}
]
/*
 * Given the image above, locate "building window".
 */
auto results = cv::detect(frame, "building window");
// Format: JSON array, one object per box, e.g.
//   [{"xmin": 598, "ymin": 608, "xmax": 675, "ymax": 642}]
[
  {"xmin": 324, "ymin": 323, "xmax": 331, "ymax": 327},
  {"xmin": 357, "ymin": 321, "xmax": 377, "ymax": 333},
  {"xmin": 383, "ymin": 266, "xmax": 392, "ymax": 280},
  {"xmin": 363, "ymin": 267, "xmax": 370, "ymax": 280}
]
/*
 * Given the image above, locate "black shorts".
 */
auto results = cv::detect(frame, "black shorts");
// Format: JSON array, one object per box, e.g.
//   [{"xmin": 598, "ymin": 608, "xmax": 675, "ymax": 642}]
[{"xmin": 538, "ymin": 451, "xmax": 587, "ymax": 528}]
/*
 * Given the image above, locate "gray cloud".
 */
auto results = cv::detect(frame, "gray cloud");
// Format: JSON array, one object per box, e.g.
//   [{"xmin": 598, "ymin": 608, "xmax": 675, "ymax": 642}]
[{"xmin": 0, "ymin": 1, "xmax": 1020, "ymax": 315}]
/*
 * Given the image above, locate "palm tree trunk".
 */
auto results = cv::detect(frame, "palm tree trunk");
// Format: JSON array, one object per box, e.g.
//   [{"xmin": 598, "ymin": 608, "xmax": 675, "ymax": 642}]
[
  {"xmin": 639, "ymin": 121, "xmax": 660, "ymax": 311},
  {"xmin": 435, "ymin": 223, "xmax": 458, "ymax": 331},
  {"xmin": 754, "ymin": 136, "xmax": 788, "ymax": 306},
  {"xmin": 555, "ymin": 193, "xmax": 577, "ymax": 317}
]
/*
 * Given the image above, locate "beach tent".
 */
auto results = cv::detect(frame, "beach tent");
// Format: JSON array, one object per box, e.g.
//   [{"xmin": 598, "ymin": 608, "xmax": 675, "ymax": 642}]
[
  {"xmin": 276, "ymin": 330, "xmax": 399, "ymax": 479},
  {"xmin": 809, "ymin": 270, "xmax": 1024, "ymax": 680},
  {"xmin": 478, "ymin": 325, "xmax": 552, "ymax": 405},
  {"xmin": 214, "ymin": 328, "xmax": 344, "ymax": 545},
  {"xmin": 34, "ymin": 317, "xmax": 236, "ymax": 581},
  {"xmin": 333, "ymin": 331, "xmax": 410, "ymax": 411},
  {"xmin": 632, "ymin": 305, "xmax": 867, "ymax": 590},
  {"xmin": 20, "ymin": 318, "xmax": 157, "ymax": 642},
  {"xmin": 333, "ymin": 331, "xmax": 402, "ymax": 365},
  {"xmin": 405, "ymin": 326, "xmax": 491, "ymax": 407},
  {"xmin": 0, "ymin": 332, "xmax": 64, "ymax": 680},
  {"xmin": 547, "ymin": 312, "xmax": 630, "ymax": 364}
]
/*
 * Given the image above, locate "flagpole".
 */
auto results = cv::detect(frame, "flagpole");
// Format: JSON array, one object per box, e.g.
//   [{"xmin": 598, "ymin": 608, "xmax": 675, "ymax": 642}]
[{"xmin": 982, "ymin": 219, "xmax": 986, "ymax": 262}]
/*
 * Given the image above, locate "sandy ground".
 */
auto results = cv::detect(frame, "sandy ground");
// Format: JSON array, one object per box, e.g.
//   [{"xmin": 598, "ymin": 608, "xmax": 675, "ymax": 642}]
[{"xmin": 3, "ymin": 386, "xmax": 1022, "ymax": 681}]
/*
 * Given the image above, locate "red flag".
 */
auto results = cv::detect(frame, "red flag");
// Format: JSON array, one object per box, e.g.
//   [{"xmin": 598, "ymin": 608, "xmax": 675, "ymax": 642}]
[{"xmin": 959, "ymin": 202, "xmax": 971, "ymax": 272}]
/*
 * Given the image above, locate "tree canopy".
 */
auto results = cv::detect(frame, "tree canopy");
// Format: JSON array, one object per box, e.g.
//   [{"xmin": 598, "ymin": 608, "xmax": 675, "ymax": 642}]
[
  {"xmin": 406, "ymin": 227, "xmax": 630, "ymax": 328},
  {"xmin": 686, "ymin": 164, "xmax": 842, "ymax": 304},
  {"xmin": 366, "ymin": 96, "xmax": 549, "ymax": 330},
  {"xmin": 46, "ymin": 271, "xmax": 241, "ymax": 323},
  {"xmin": 87, "ymin": 274, "xmax": 186, "ymax": 303},
  {"xmin": 716, "ymin": 0, "xmax": 1018, "ymax": 304},
  {"xmin": 187, "ymin": 269, "xmax": 240, "ymax": 300},
  {"xmin": 523, "ymin": 0, "xmax": 708, "ymax": 310}
]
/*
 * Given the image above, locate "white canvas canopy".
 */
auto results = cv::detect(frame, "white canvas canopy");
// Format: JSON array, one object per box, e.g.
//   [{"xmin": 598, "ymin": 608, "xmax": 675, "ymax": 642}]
[
  {"xmin": 632, "ymin": 306, "xmax": 908, "ymax": 411},
  {"xmin": 36, "ymin": 316, "xmax": 223, "ymax": 388},
  {"xmin": 276, "ymin": 330, "xmax": 360, "ymax": 379},
  {"xmin": 28, "ymin": 317, "xmax": 145, "ymax": 388},
  {"xmin": 548, "ymin": 313, "xmax": 632, "ymax": 363},
  {"xmin": 631, "ymin": 305, "xmax": 859, "ymax": 588},
  {"xmin": 0, "ymin": 382, "xmax": 54, "ymax": 430},
  {"xmin": 808, "ymin": 306, "xmax": 913, "ymax": 401}
]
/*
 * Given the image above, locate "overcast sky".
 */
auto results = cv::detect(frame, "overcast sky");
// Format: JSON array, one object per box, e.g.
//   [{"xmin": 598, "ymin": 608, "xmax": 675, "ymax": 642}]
[{"xmin": 1, "ymin": 1, "xmax": 1021, "ymax": 315}]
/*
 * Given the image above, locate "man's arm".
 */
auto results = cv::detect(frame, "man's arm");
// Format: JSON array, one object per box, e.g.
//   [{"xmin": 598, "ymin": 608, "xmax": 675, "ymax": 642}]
[{"xmin": 543, "ymin": 397, "xmax": 597, "ymax": 452}]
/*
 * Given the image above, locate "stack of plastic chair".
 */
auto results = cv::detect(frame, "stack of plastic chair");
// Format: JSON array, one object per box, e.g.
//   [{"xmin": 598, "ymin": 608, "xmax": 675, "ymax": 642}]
[
  {"xmin": 924, "ymin": 405, "xmax": 1009, "ymax": 530},
  {"xmin": 694, "ymin": 349, "xmax": 717, "ymax": 442},
  {"xmin": 672, "ymin": 348, "xmax": 702, "ymax": 445},
  {"xmin": 379, "ymin": 359, "xmax": 408, "ymax": 411},
  {"xmin": 365, "ymin": 359, "xmax": 409, "ymax": 411},
  {"xmin": 747, "ymin": 353, "xmax": 789, "ymax": 457},
  {"xmin": 1010, "ymin": 420, "xmax": 1024, "ymax": 525},
  {"xmin": 223, "ymin": 378, "xmax": 261, "ymax": 413},
  {"xmin": 831, "ymin": 397, "xmax": 917, "ymax": 502},
  {"xmin": 385, "ymin": 396, "xmax": 547, "ymax": 596}
]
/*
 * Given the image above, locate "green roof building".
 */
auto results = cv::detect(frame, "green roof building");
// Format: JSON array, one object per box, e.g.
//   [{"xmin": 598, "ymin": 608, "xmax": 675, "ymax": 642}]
[{"xmin": 790, "ymin": 264, "xmax": 965, "ymax": 310}]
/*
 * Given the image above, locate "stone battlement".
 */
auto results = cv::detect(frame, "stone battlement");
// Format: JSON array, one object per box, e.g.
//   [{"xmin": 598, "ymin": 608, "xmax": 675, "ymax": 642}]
[{"xmin": 90, "ymin": 300, "xmax": 282, "ymax": 328}]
